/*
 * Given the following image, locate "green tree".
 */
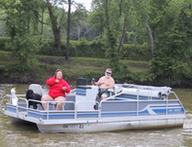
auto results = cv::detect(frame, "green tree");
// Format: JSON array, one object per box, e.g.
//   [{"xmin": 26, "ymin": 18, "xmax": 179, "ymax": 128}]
[
  {"xmin": 70, "ymin": 4, "xmax": 88, "ymax": 40},
  {"xmin": 151, "ymin": 1, "xmax": 192, "ymax": 86},
  {"xmin": 65, "ymin": 0, "xmax": 72, "ymax": 60},
  {"xmin": 3, "ymin": 0, "xmax": 41, "ymax": 71},
  {"xmin": 46, "ymin": 0, "xmax": 63, "ymax": 50}
]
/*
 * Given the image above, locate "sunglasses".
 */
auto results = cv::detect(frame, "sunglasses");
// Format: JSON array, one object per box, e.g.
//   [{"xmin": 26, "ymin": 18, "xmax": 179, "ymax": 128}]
[{"xmin": 106, "ymin": 72, "xmax": 112, "ymax": 75}]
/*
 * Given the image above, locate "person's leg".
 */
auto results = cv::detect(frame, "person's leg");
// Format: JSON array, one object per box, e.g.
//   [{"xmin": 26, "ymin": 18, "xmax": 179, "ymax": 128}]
[
  {"xmin": 54, "ymin": 96, "xmax": 66, "ymax": 110},
  {"xmin": 41, "ymin": 95, "xmax": 53, "ymax": 110},
  {"xmin": 101, "ymin": 91, "xmax": 109, "ymax": 100},
  {"xmin": 94, "ymin": 94, "xmax": 101, "ymax": 110}
]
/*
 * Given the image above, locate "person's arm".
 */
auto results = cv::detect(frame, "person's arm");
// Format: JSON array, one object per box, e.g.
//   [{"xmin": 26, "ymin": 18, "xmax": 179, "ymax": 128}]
[
  {"xmin": 62, "ymin": 80, "xmax": 71, "ymax": 94},
  {"xmin": 46, "ymin": 77, "xmax": 57, "ymax": 86},
  {"xmin": 95, "ymin": 77, "xmax": 104, "ymax": 86}
]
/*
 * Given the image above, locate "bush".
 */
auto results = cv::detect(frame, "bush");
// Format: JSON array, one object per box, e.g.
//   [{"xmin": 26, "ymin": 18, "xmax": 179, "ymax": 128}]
[
  {"xmin": 39, "ymin": 39, "xmax": 150, "ymax": 60},
  {"xmin": 0, "ymin": 37, "xmax": 11, "ymax": 51},
  {"xmin": 121, "ymin": 43, "xmax": 149, "ymax": 60},
  {"xmin": 38, "ymin": 39, "xmax": 62, "ymax": 56},
  {"xmin": 39, "ymin": 38, "xmax": 107, "ymax": 58},
  {"xmin": 1, "ymin": 37, "xmax": 150, "ymax": 60},
  {"xmin": 70, "ymin": 39, "xmax": 106, "ymax": 57},
  {"xmin": 151, "ymin": 54, "xmax": 192, "ymax": 87}
]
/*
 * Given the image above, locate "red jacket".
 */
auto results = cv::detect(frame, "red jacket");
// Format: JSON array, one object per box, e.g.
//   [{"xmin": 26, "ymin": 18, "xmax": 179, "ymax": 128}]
[{"xmin": 46, "ymin": 76, "xmax": 71, "ymax": 99}]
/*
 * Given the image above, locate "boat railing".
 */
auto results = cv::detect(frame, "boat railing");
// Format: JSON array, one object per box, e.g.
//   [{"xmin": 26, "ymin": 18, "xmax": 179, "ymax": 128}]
[
  {"xmin": 27, "ymin": 99, "xmax": 101, "ymax": 120},
  {"xmin": 170, "ymin": 91, "xmax": 186, "ymax": 114},
  {"xmin": 0, "ymin": 94, "xmax": 12, "ymax": 113},
  {"xmin": 112, "ymin": 88, "xmax": 179, "ymax": 101},
  {"xmin": 4, "ymin": 89, "xmax": 185, "ymax": 121},
  {"xmin": 17, "ymin": 98, "xmax": 28, "ymax": 117},
  {"xmin": 122, "ymin": 83, "xmax": 171, "ymax": 91},
  {"xmin": 99, "ymin": 89, "xmax": 184, "ymax": 116},
  {"xmin": 4, "ymin": 96, "xmax": 29, "ymax": 118},
  {"xmin": 2, "ymin": 94, "xmax": 25, "ymax": 106},
  {"xmin": 118, "ymin": 84, "xmax": 172, "ymax": 100}
]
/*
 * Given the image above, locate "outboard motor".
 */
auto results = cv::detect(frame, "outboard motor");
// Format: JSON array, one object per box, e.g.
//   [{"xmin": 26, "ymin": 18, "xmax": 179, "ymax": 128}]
[{"xmin": 11, "ymin": 88, "xmax": 18, "ymax": 106}]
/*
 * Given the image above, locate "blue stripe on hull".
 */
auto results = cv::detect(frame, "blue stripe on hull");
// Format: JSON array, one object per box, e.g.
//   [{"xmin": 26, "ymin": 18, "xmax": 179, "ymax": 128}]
[
  {"xmin": 5, "ymin": 104, "xmax": 185, "ymax": 120},
  {"xmin": 6, "ymin": 105, "xmax": 17, "ymax": 113},
  {"xmin": 152, "ymin": 108, "xmax": 184, "ymax": 115}
]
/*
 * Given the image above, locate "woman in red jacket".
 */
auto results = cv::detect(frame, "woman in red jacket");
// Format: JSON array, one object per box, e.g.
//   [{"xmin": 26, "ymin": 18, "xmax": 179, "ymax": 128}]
[{"xmin": 42, "ymin": 69, "xmax": 71, "ymax": 110}]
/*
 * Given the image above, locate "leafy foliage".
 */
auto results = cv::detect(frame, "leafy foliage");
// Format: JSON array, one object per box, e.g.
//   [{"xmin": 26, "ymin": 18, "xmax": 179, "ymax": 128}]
[
  {"xmin": 2, "ymin": 0, "xmax": 41, "ymax": 71},
  {"xmin": 0, "ymin": 0, "xmax": 192, "ymax": 87},
  {"xmin": 151, "ymin": 2, "xmax": 192, "ymax": 86}
]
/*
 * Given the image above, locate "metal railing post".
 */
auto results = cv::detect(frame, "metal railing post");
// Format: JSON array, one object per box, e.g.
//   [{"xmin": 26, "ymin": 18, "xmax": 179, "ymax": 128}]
[
  {"xmin": 74, "ymin": 102, "xmax": 77, "ymax": 119},
  {"xmin": 47, "ymin": 101, "xmax": 49, "ymax": 120},
  {"xmin": 166, "ymin": 97, "xmax": 168, "ymax": 115},
  {"xmin": 98, "ymin": 102, "xmax": 101, "ymax": 119},
  {"xmin": 137, "ymin": 88, "xmax": 139, "ymax": 116}
]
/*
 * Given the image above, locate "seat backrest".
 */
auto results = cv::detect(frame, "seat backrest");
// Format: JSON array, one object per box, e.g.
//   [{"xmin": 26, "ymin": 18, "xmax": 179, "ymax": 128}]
[{"xmin": 28, "ymin": 84, "xmax": 43, "ymax": 96}]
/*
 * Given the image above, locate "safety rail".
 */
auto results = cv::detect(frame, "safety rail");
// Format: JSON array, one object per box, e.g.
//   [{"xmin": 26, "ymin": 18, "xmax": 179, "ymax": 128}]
[
  {"xmin": 3, "ymin": 89, "xmax": 185, "ymax": 121},
  {"xmin": 0, "ymin": 94, "xmax": 25, "ymax": 113},
  {"xmin": 171, "ymin": 91, "xmax": 186, "ymax": 115},
  {"xmin": 16, "ymin": 98, "xmax": 28, "ymax": 118},
  {"xmin": 122, "ymin": 83, "xmax": 171, "ymax": 91},
  {"xmin": 0, "ymin": 95, "xmax": 10, "ymax": 113},
  {"xmin": 40, "ymin": 100, "xmax": 101, "ymax": 120},
  {"xmin": 118, "ymin": 84, "xmax": 172, "ymax": 100},
  {"xmin": 99, "ymin": 90, "xmax": 184, "ymax": 117},
  {"xmin": 6, "ymin": 98, "xmax": 101, "ymax": 120}
]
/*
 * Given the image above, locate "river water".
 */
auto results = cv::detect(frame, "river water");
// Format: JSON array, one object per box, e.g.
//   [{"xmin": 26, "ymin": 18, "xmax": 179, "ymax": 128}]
[{"xmin": 0, "ymin": 84, "xmax": 192, "ymax": 147}]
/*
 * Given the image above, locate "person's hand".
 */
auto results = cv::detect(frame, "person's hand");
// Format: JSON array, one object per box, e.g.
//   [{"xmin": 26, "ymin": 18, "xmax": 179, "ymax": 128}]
[
  {"xmin": 93, "ymin": 81, "xmax": 97, "ymax": 85},
  {"xmin": 95, "ymin": 82, "xmax": 101, "ymax": 86},
  {"xmin": 55, "ymin": 79, "xmax": 59, "ymax": 83},
  {"xmin": 62, "ymin": 87, "xmax": 67, "ymax": 91},
  {"xmin": 91, "ymin": 78, "xmax": 96, "ymax": 85},
  {"xmin": 98, "ymin": 82, "xmax": 104, "ymax": 86}
]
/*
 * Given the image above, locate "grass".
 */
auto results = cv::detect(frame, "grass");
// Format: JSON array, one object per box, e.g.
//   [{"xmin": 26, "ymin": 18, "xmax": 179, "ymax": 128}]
[
  {"xmin": 0, "ymin": 51, "xmax": 14, "ymax": 64},
  {"xmin": 38, "ymin": 55, "xmax": 150, "ymax": 75},
  {"xmin": 0, "ymin": 51, "xmax": 150, "ymax": 80},
  {"xmin": 36, "ymin": 53, "xmax": 149, "ymax": 80},
  {"xmin": 0, "ymin": 50, "xmax": 150, "ymax": 81},
  {"xmin": 0, "ymin": 51, "xmax": 150, "ymax": 67},
  {"xmin": 0, "ymin": 51, "xmax": 150, "ymax": 81}
]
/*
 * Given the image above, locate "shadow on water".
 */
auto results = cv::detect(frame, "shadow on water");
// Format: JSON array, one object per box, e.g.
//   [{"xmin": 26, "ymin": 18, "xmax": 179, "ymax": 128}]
[{"xmin": 11, "ymin": 119, "xmax": 39, "ymax": 132}]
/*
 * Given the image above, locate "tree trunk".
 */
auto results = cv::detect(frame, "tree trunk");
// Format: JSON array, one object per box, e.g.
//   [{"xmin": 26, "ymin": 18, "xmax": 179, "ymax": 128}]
[
  {"xmin": 46, "ymin": 0, "xmax": 61, "ymax": 50},
  {"xmin": 118, "ymin": 15, "xmax": 128, "ymax": 56},
  {"xmin": 40, "ymin": 5, "xmax": 45, "ymax": 36},
  {"xmin": 77, "ymin": 24, "xmax": 81, "ymax": 40},
  {"xmin": 65, "ymin": 0, "xmax": 71, "ymax": 60},
  {"xmin": 118, "ymin": 0, "xmax": 123, "ymax": 17},
  {"xmin": 104, "ymin": 0, "xmax": 111, "ymax": 48},
  {"xmin": 146, "ymin": 22, "xmax": 154, "ymax": 59}
]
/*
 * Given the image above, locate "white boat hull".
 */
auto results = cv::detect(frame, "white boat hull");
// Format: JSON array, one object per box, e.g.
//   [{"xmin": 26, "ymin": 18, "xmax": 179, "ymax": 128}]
[{"xmin": 37, "ymin": 118, "xmax": 184, "ymax": 133}]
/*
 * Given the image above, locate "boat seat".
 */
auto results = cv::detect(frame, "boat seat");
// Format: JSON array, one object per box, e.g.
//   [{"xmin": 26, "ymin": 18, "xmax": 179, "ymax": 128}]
[{"xmin": 28, "ymin": 84, "xmax": 43, "ymax": 96}]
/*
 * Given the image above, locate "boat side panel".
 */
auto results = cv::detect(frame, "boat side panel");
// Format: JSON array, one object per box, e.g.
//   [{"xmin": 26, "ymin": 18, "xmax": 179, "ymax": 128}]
[{"xmin": 37, "ymin": 118, "xmax": 184, "ymax": 133}]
